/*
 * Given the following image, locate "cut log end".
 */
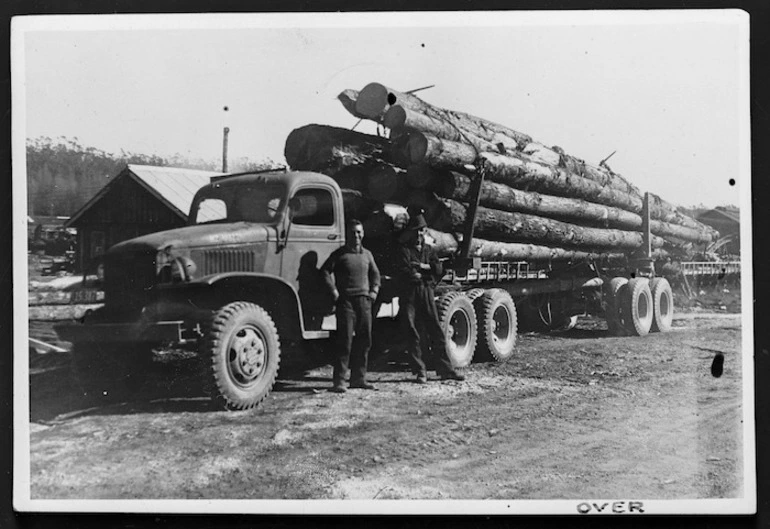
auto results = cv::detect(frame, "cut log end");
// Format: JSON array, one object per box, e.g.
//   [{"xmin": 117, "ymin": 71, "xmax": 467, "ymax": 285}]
[
  {"xmin": 406, "ymin": 133, "xmax": 430, "ymax": 165},
  {"xmin": 383, "ymin": 105, "xmax": 408, "ymax": 130},
  {"xmin": 355, "ymin": 82, "xmax": 391, "ymax": 120}
]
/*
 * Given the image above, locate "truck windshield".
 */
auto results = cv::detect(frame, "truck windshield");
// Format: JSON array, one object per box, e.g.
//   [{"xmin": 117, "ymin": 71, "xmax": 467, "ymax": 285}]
[{"xmin": 191, "ymin": 183, "xmax": 287, "ymax": 225}]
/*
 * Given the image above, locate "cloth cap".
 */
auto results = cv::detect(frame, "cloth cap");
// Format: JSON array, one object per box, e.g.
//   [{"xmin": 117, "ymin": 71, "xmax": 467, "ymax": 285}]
[{"xmin": 406, "ymin": 214, "xmax": 427, "ymax": 231}]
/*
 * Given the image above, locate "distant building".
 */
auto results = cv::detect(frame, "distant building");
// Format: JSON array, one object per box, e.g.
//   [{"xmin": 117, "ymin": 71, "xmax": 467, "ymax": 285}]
[
  {"xmin": 65, "ymin": 164, "xmax": 223, "ymax": 272},
  {"xmin": 697, "ymin": 206, "xmax": 740, "ymax": 256},
  {"xmin": 28, "ymin": 215, "xmax": 71, "ymax": 241}
]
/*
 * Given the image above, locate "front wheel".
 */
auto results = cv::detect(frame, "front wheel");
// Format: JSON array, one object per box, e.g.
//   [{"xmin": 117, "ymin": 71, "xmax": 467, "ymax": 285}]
[
  {"xmin": 204, "ymin": 302, "xmax": 281, "ymax": 410},
  {"xmin": 437, "ymin": 292, "xmax": 477, "ymax": 368}
]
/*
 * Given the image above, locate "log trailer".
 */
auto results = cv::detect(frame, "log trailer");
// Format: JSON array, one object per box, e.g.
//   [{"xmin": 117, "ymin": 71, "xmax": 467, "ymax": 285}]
[{"xmin": 56, "ymin": 168, "xmax": 674, "ymax": 410}]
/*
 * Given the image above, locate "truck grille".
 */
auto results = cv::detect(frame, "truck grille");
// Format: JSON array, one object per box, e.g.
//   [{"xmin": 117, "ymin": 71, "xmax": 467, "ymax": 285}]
[
  {"xmin": 202, "ymin": 249, "xmax": 256, "ymax": 275},
  {"xmin": 104, "ymin": 252, "xmax": 156, "ymax": 309}
]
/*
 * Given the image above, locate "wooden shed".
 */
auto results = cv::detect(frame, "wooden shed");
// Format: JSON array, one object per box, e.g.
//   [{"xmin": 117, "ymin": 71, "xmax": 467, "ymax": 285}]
[
  {"xmin": 697, "ymin": 206, "xmax": 741, "ymax": 256},
  {"xmin": 65, "ymin": 164, "xmax": 223, "ymax": 273}
]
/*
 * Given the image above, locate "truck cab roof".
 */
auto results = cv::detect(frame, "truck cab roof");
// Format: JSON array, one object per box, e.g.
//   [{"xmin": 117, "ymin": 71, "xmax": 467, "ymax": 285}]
[{"xmin": 206, "ymin": 170, "xmax": 338, "ymax": 193}]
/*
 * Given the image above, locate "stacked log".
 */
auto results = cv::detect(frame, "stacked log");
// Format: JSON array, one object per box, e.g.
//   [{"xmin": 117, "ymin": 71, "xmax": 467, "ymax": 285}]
[
  {"xmin": 348, "ymin": 83, "xmax": 716, "ymax": 241},
  {"xmin": 282, "ymin": 85, "xmax": 716, "ymax": 264},
  {"xmin": 345, "ymin": 84, "xmax": 716, "ymax": 241}
]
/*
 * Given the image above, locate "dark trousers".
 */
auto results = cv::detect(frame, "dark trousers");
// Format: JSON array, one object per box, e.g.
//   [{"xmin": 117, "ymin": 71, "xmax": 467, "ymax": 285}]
[
  {"xmin": 401, "ymin": 283, "xmax": 456, "ymax": 377},
  {"xmin": 334, "ymin": 295, "xmax": 372, "ymax": 386}
]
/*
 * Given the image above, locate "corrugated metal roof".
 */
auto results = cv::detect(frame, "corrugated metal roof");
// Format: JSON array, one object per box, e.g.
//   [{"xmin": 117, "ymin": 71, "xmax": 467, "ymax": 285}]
[
  {"xmin": 697, "ymin": 207, "xmax": 740, "ymax": 226},
  {"xmin": 128, "ymin": 164, "xmax": 224, "ymax": 218}
]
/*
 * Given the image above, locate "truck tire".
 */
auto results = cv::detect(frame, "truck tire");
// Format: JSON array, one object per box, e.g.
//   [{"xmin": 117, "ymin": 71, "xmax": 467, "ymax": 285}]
[
  {"xmin": 650, "ymin": 277, "xmax": 674, "ymax": 333},
  {"xmin": 437, "ymin": 292, "xmax": 477, "ymax": 368},
  {"xmin": 71, "ymin": 343, "xmax": 153, "ymax": 400},
  {"xmin": 606, "ymin": 277, "xmax": 629, "ymax": 336},
  {"xmin": 622, "ymin": 278, "xmax": 653, "ymax": 336},
  {"xmin": 204, "ymin": 302, "xmax": 281, "ymax": 410},
  {"xmin": 474, "ymin": 288, "xmax": 517, "ymax": 362},
  {"xmin": 464, "ymin": 288, "xmax": 486, "ymax": 302}
]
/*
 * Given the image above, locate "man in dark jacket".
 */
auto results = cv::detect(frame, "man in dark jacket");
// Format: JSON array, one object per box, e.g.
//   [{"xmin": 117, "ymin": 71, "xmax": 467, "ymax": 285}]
[
  {"xmin": 396, "ymin": 214, "xmax": 465, "ymax": 383},
  {"xmin": 321, "ymin": 219, "xmax": 381, "ymax": 393}
]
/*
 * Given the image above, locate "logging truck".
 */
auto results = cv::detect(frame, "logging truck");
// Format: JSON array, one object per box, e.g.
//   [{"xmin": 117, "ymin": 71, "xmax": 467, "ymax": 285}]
[{"xmin": 56, "ymin": 168, "xmax": 674, "ymax": 410}]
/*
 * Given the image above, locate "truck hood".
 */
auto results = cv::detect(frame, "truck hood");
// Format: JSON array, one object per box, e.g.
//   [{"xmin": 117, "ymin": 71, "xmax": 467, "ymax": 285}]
[{"xmin": 108, "ymin": 223, "xmax": 274, "ymax": 255}]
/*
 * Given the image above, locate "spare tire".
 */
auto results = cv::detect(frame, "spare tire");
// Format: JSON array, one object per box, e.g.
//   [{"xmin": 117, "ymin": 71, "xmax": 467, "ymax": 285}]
[
  {"xmin": 437, "ymin": 292, "xmax": 477, "ymax": 368},
  {"xmin": 650, "ymin": 277, "xmax": 674, "ymax": 333},
  {"xmin": 474, "ymin": 288, "xmax": 517, "ymax": 362}
]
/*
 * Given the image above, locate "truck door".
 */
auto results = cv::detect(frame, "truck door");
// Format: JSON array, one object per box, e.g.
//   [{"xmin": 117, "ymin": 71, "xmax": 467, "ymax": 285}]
[{"xmin": 282, "ymin": 185, "xmax": 343, "ymax": 330}]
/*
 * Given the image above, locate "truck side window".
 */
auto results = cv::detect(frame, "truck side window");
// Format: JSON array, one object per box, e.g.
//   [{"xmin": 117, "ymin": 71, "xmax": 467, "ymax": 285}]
[{"xmin": 291, "ymin": 188, "xmax": 334, "ymax": 226}]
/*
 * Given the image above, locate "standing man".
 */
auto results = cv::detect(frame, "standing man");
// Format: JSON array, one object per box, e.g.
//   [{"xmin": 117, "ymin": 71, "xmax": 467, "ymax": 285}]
[
  {"xmin": 321, "ymin": 219, "xmax": 381, "ymax": 393},
  {"xmin": 396, "ymin": 214, "xmax": 466, "ymax": 384}
]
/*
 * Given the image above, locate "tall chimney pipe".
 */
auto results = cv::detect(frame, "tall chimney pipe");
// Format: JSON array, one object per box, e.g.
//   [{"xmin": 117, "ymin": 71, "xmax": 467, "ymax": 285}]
[{"xmin": 222, "ymin": 126, "xmax": 230, "ymax": 173}]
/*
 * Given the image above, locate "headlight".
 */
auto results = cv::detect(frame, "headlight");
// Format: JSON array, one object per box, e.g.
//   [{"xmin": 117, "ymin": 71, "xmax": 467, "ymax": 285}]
[{"xmin": 157, "ymin": 250, "xmax": 196, "ymax": 283}]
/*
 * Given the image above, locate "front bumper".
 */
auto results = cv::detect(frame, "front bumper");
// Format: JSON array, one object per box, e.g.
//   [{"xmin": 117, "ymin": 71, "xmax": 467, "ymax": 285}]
[{"xmin": 55, "ymin": 320, "xmax": 188, "ymax": 345}]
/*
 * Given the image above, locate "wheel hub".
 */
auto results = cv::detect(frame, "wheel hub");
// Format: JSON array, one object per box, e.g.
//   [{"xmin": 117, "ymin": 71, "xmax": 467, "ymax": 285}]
[
  {"xmin": 229, "ymin": 327, "xmax": 266, "ymax": 384},
  {"xmin": 493, "ymin": 306, "xmax": 510, "ymax": 343}
]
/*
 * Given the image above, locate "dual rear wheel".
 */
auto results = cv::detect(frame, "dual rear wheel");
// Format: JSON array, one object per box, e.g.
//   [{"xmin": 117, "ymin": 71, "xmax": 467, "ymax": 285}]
[
  {"xmin": 436, "ymin": 288, "xmax": 518, "ymax": 368},
  {"xmin": 606, "ymin": 276, "xmax": 673, "ymax": 336}
]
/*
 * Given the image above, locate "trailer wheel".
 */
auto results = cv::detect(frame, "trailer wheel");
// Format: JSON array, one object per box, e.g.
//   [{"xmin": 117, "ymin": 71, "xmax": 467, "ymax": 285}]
[
  {"xmin": 71, "ymin": 343, "xmax": 153, "ymax": 399},
  {"xmin": 437, "ymin": 292, "xmax": 477, "ymax": 368},
  {"xmin": 606, "ymin": 277, "xmax": 629, "ymax": 336},
  {"xmin": 474, "ymin": 289, "xmax": 517, "ymax": 362},
  {"xmin": 650, "ymin": 277, "xmax": 674, "ymax": 333},
  {"xmin": 204, "ymin": 302, "xmax": 281, "ymax": 410},
  {"xmin": 465, "ymin": 288, "xmax": 485, "ymax": 302},
  {"xmin": 622, "ymin": 278, "xmax": 653, "ymax": 336}
]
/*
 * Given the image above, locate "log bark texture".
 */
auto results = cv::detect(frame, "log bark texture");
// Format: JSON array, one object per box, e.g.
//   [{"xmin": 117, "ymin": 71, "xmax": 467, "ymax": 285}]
[
  {"xmin": 440, "ymin": 172, "xmax": 715, "ymax": 244},
  {"xmin": 284, "ymin": 124, "xmax": 394, "ymax": 171},
  {"xmin": 350, "ymin": 84, "xmax": 710, "ymax": 230},
  {"xmin": 341, "ymin": 189, "xmax": 381, "ymax": 221},
  {"xmin": 426, "ymin": 229, "xmax": 628, "ymax": 262},
  {"xmin": 384, "ymin": 105, "xmax": 513, "ymax": 155},
  {"xmin": 443, "ymin": 200, "xmax": 667, "ymax": 251},
  {"xmin": 354, "ymin": 82, "xmax": 533, "ymax": 146},
  {"xmin": 366, "ymin": 166, "xmax": 408, "ymax": 203}
]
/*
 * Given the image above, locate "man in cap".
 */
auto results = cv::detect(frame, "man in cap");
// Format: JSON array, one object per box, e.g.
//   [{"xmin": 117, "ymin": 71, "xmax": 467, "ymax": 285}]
[
  {"xmin": 395, "ymin": 213, "xmax": 466, "ymax": 383},
  {"xmin": 321, "ymin": 219, "xmax": 381, "ymax": 393}
]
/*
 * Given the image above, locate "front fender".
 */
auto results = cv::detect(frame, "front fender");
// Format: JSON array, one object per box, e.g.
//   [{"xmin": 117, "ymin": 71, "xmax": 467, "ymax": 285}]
[{"xmin": 191, "ymin": 272, "xmax": 307, "ymax": 338}]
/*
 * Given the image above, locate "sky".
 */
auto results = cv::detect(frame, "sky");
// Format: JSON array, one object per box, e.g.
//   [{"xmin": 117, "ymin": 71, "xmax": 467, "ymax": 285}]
[{"xmin": 14, "ymin": 11, "xmax": 749, "ymax": 208}]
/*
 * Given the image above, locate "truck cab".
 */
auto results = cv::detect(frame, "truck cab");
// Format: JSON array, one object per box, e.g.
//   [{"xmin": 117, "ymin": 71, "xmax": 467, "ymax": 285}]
[{"xmin": 57, "ymin": 170, "xmax": 348, "ymax": 409}]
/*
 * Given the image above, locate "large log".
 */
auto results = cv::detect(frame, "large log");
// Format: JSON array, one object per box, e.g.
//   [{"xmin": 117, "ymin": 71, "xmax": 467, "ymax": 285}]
[
  {"xmin": 341, "ymin": 189, "xmax": 381, "ymax": 221},
  {"xmin": 399, "ymin": 134, "xmax": 645, "ymax": 214},
  {"xmin": 442, "ymin": 200, "xmax": 667, "ymax": 251},
  {"xmin": 399, "ymin": 130, "xmax": 479, "ymax": 169},
  {"xmin": 352, "ymin": 84, "xmax": 691, "ymax": 220},
  {"xmin": 366, "ymin": 166, "xmax": 408, "ymax": 203},
  {"xmin": 426, "ymin": 229, "xmax": 628, "ymax": 262},
  {"xmin": 440, "ymin": 172, "xmax": 715, "ymax": 244},
  {"xmin": 354, "ymin": 82, "xmax": 533, "ymax": 146},
  {"xmin": 284, "ymin": 124, "xmax": 393, "ymax": 171},
  {"xmin": 405, "ymin": 164, "xmax": 441, "ymax": 189},
  {"xmin": 384, "ymin": 105, "xmax": 513, "ymax": 154},
  {"xmin": 323, "ymin": 165, "xmax": 372, "ymax": 191},
  {"xmin": 337, "ymin": 89, "xmax": 370, "ymax": 121}
]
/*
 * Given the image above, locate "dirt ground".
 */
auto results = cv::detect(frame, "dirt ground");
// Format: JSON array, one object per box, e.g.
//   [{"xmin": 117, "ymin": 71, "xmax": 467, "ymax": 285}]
[{"xmin": 26, "ymin": 308, "xmax": 746, "ymax": 502}]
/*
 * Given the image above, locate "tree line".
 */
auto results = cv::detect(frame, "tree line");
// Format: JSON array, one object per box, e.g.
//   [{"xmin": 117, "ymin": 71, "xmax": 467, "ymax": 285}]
[{"xmin": 26, "ymin": 136, "xmax": 279, "ymax": 217}]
